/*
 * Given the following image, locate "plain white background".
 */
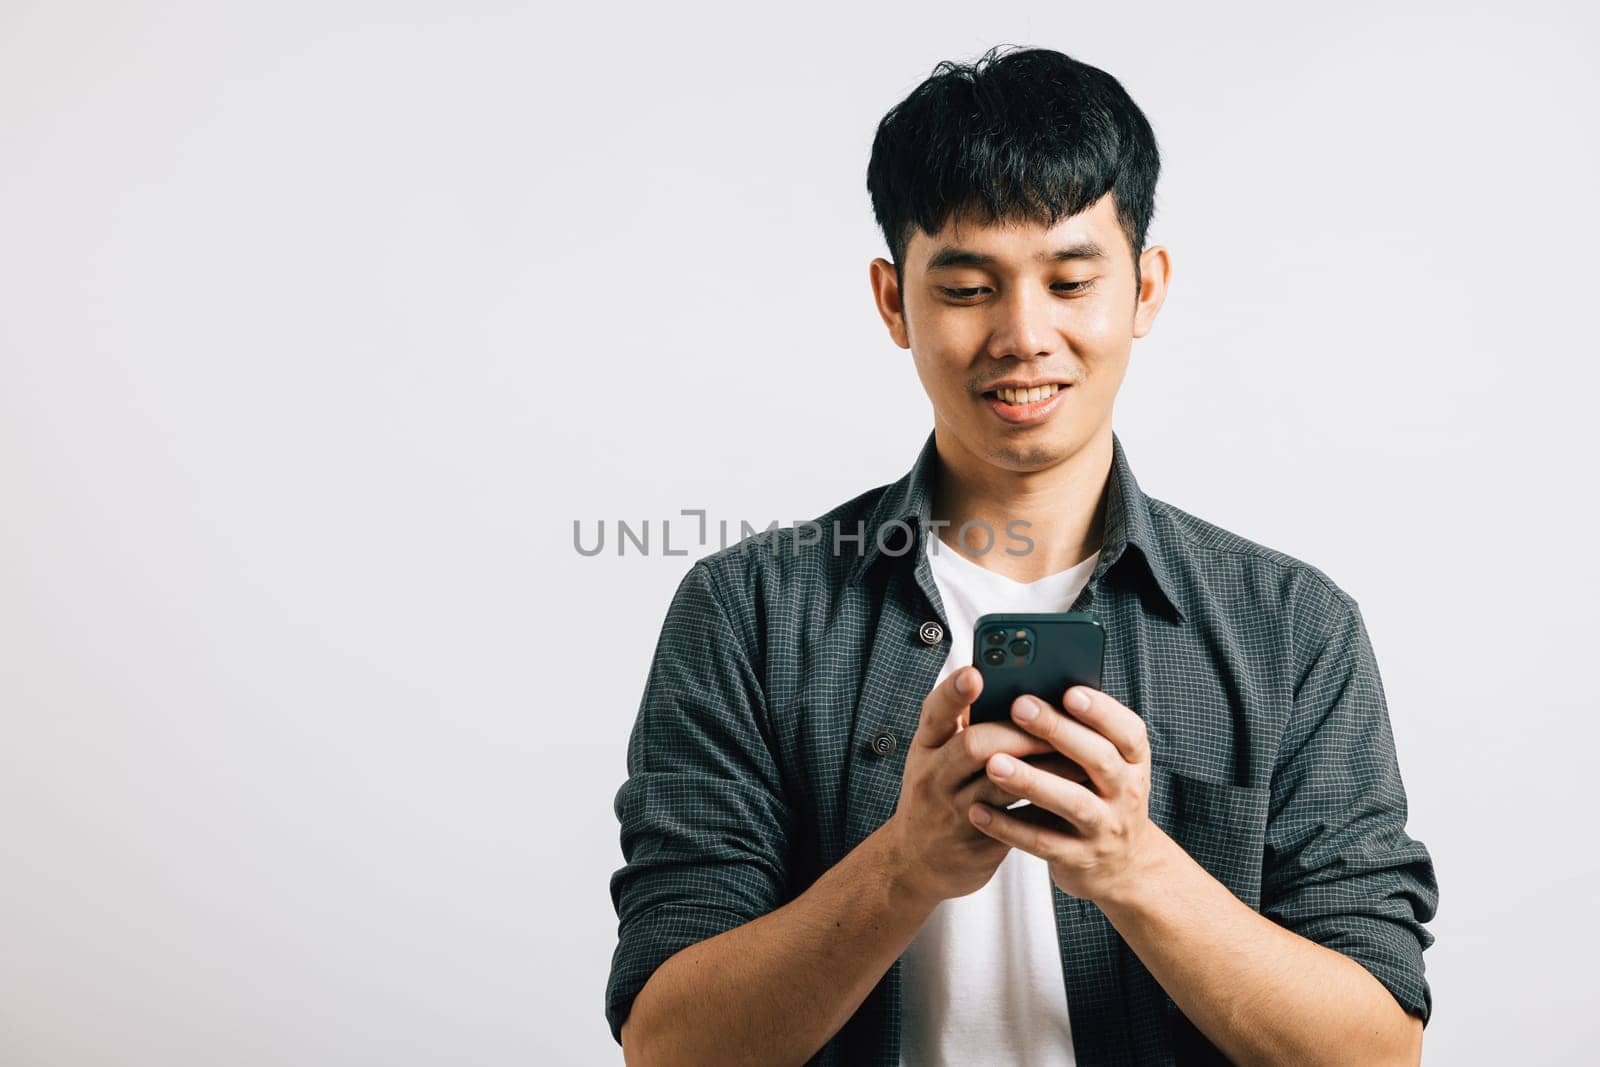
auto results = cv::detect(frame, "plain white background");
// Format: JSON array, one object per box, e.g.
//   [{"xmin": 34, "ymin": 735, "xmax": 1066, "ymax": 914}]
[{"xmin": 2, "ymin": 1, "xmax": 1596, "ymax": 1063}]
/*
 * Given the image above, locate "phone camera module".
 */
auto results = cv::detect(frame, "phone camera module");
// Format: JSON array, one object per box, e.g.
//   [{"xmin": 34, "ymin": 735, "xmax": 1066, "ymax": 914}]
[
  {"xmin": 1009, "ymin": 639, "xmax": 1032, "ymax": 656},
  {"xmin": 985, "ymin": 630, "xmax": 1006, "ymax": 646},
  {"xmin": 982, "ymin": 648, "xmax": 1006, "ymax": 666}
]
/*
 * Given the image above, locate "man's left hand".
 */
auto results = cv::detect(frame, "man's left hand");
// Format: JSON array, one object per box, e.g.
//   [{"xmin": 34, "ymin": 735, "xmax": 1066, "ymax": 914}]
[{"xmin": 970, "ymin": 685, "xmax": 1170, "ymax": 904}]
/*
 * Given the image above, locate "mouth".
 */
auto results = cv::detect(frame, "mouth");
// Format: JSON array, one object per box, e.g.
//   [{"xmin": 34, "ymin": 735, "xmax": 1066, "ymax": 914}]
[{"xmin": 980, "ymin": 382, "xmax": 1071, "ymax": 425}]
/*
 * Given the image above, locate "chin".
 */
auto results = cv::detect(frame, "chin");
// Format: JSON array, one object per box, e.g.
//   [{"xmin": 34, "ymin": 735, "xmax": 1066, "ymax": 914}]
[
  {"xmin": 997, "ymin": 447, "xmax": 1067, "ymax": 472},
  {"xmin": 983, "ymin": 432, "xmax": 1073, "ymax": 472},
  {"xmin": 937, "ymin": 407, "xmax": 1086, "ymax": 474}
]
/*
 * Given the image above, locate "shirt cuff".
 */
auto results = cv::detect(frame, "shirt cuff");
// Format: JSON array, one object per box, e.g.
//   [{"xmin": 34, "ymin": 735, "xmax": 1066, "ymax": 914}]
[
  {"xmin": 605, "ymin": 901, "xmax": 760, "ymax": 1047},
  {"xmin": 1285, "ymin": 911, "xmax": 1433, "ymax": 1025}
]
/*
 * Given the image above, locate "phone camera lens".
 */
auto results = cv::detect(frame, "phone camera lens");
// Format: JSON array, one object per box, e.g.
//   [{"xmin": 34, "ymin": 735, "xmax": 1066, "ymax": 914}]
[
  {"xmin": 982, "ymin": 648, "xmax": 1006, "ymax": 666},
  {"xmin": 1009, "ymin": 639, "xmax": 1032, "ymax": 656},
  {"xmin": 985, "ymin": 631, "xmax": 1005, "ymax": 646}
]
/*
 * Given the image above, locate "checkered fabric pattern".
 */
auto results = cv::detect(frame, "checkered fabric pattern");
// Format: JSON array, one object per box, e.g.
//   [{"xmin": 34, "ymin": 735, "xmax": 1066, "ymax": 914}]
[{"xmin": 606, "ymin": 430, "xmax": 1438, "ymax": 1065}]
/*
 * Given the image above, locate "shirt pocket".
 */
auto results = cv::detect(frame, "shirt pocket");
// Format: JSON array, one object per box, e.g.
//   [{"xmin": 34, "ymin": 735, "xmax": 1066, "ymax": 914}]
[{"xmin": 1147, "ymin": 759, "xmax": 1270, "ymax": 911}]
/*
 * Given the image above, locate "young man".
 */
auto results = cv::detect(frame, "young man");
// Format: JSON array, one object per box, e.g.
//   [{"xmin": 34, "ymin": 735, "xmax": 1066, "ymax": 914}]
[{"xmin": 606, "ymin": 45, "xmax": 1437, "ymax": 1066}]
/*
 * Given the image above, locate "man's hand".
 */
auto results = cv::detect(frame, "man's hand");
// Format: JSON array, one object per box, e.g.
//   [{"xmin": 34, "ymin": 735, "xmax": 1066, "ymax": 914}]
[
  {"xmin": 886, "ymin": 666, "xmax": 1092, "ymax": 906},
  {"xmin": 970, "ymin": 684, "xmax": 1164, "ymax": 904}
]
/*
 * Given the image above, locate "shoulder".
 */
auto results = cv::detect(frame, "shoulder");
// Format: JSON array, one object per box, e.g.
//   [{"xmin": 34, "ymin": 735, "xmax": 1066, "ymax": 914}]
[
  {"xmin": 1144, "ymin": 494, "xmax": 1358, "ymax": 644},
  {"xmin": 689, "ymin": 481, "xmax": 887, "ymax": 597},
  {"xmin": 661, "ymin": 481, "xmax": 892, "ymax": 663}
]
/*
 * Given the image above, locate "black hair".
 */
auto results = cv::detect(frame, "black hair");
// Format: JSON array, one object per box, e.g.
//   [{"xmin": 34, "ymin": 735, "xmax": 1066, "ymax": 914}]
[{"xmin": 866, "ymin": 44, "xmax": 1161, "ymax": 292}]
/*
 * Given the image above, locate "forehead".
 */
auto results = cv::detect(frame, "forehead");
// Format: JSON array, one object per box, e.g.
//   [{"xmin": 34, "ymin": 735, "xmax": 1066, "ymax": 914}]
[{"xmin": 907, "ymin": 192, "xmax": 1122, "ymax": 271}]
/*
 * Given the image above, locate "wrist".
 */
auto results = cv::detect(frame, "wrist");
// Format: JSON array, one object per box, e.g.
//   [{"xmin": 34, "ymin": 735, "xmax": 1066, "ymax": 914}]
[
  {"xmin": 1095, "ymin": 822, "xmax": 1184, "ymax": 913},
  {"xmin": 874, "ymin": 815, "xmax": 941, "ymax": 912}
]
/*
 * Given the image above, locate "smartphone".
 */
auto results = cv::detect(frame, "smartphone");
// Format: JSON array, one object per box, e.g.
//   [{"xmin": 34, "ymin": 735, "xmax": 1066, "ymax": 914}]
[{"xmin": 968, "ymin": 612, "xmax": 1105, "ymax": 725}]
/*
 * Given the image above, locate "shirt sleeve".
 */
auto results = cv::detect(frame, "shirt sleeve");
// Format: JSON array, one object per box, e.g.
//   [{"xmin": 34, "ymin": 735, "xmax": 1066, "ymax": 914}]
[
  {"xmin": 1261, "ymin": 589, "xmax": 1440, "ymax": 1025},
  {"xmin": 604, "ymin": 560, "xmax": 795, "ymax": 1047}
]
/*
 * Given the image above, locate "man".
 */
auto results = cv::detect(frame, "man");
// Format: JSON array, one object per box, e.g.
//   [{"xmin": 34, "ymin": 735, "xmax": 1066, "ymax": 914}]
[{"xmin": 606, "ymin": 45, "xmax": 1437, "ymax": 1066}]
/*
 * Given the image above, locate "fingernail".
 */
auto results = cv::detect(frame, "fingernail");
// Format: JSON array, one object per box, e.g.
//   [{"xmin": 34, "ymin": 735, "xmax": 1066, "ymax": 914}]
[
  {"xmin": 972, "ymin": 805, "xmax": 992, "ymax": 826},
  {"xmin": 1013, "ymin": 697, "xmax": 1039, "ymax": 722},
  {"xmin": 956, "ymin": 670, "xmax": 975, "ymax": 697},
  {"xmin": 990, "ymin": 754, "xmax": 1016, "ymax": 776},
  {"xmin": 1067, "ymin": 688, "xmax": 1091, "ymax": 712}
]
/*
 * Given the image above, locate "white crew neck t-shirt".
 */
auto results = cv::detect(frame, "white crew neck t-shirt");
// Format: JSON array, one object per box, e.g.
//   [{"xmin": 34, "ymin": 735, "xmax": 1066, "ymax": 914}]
[{"xmin": 898, "ymin": 535, "xmax": 1101, "ymax": 1067}]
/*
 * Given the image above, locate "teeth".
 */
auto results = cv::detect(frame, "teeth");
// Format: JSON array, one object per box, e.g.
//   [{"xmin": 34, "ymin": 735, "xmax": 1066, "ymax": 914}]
[{"xmin": 996, "ymin": 384, "xmax": 1060, "ymax": 404}]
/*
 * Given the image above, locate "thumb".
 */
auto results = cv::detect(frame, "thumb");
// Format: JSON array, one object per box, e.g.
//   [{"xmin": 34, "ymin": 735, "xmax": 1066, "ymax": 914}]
[{"xmin": 915, "ymin": 666, "xmax": 981, "ymax": 748}]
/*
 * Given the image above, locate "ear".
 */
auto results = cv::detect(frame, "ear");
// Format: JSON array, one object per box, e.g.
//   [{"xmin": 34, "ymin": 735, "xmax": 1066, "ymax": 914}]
[
  {"xmin": 869, "ymin": 257, "xmax": 912, "ymax": 349},
  {"xmin": 1131, "ymin": 245, "xmax": 1171, "ymax": 339}
]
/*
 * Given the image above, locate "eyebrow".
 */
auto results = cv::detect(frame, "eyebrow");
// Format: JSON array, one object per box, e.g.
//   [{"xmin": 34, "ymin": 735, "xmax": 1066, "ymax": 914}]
[{"xmin": 924, "ymin": 240, "xmax": 1107, "ymax": 272}]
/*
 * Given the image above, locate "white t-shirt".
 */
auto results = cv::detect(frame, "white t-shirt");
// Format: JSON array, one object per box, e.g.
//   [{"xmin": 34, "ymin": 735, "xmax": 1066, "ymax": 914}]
[{"xmin": 897, "ymin": 534, "xmax": 1101, "ymax": 1067}]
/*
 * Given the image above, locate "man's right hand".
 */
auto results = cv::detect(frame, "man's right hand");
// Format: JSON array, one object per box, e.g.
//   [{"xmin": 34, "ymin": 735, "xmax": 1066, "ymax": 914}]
[{"xmin": 886, "ymin": 665, "xmax": 1088, "ymax": 905}]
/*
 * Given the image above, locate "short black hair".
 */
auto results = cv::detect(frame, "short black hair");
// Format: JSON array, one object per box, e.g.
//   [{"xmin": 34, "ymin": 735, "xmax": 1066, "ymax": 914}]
[{"xmin": 866, "ymin": 44, "xmax": 1161, "ymax": 291}]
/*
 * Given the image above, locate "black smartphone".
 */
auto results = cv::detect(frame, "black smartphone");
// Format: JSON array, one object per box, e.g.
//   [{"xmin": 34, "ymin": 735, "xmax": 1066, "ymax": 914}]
[{"xmin": 968, "ymin": 612, "xmax": 1105, "ymax": 725}]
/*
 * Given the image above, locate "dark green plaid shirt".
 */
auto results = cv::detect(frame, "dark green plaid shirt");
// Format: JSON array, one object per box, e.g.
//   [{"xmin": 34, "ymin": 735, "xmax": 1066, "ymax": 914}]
[{"xmin": 606, "ymin": 430, "xmax": 1438, "ymax": 1065}]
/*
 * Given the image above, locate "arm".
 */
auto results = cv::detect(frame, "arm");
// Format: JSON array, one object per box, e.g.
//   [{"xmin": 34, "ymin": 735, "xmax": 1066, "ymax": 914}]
[
  {"xmin": 1098, "ymin": 592, "xmax": 1437, "ymax": 1066},
  {"xmin": 622, "ymin": 819, "xmax": 937, "ymax": 1066},
  {"xmin": 607, "ymin": 561, "xmax": 934, "ymax": 1066},
  {"xmin": 971, "ymin": 590, "xmax": 1437, "ymax": 1066},
  {"xmin": 1096, "ymin": 826, "xmax": 1423, "ymax": 1066}
]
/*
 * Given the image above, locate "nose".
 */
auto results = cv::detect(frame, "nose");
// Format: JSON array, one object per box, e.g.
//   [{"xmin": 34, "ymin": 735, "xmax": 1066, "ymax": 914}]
[{"xmin": 985, "ymin": 283, "xmax": 1058, "ymax": 362}]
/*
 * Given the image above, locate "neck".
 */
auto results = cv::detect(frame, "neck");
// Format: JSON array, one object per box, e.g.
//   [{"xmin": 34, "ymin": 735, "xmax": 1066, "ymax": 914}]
[{"xmin": 929, "ymin": 421, "xmax": 1113, "ymax": 583}]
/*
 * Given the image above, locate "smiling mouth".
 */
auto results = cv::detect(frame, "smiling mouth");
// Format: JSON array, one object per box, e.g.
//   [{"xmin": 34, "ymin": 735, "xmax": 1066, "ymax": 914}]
[
  {"xmin": 982, "ymin": 383, "xmax": 1064, "ymax": 404},
  {"xmin": 980, "ymin": 382, "xmax": 1071, "ymax": 425}
]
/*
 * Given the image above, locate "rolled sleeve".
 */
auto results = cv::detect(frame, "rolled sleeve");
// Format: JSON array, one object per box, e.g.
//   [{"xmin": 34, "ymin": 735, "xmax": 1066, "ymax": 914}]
[
  {"xmin": 604, "ymin": 560, "xmax": 795, "ymax": 1047},
  {"xmin": 1262, "ymin": 590, "xmax": 1440, "ymax": 1024}
]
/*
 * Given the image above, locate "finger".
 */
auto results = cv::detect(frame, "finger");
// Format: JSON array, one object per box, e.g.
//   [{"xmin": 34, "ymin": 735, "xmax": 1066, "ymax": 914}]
[
  {"xmin": 915, "ymin": 666, "xmax": 982, "ymax": 749},
  {"xmin": 936, "ymin": 720, "xmax": 1056, "ymax": 793},
  {"xmin": 953, "ymin": 748, "xmax": 1081, "ymax": 808},
  {"xmin": 1006, "ymin": 802, "xmax": 1080, "ymax": 833},
  {"xmin": 984, "ymin": 750, "xmax": 1110, "ymax": 833},
  {"xmin": 1011, "ymin": 695, "xmax": 1127, "ymax": 796},
  {"xmin": 960, "ymin": 773, "xmax": 1028, "ymax": 812},
  {"xmin": 1061, "ymin": 686, "xmax": 1151, "ymax": 767},
  {"xmin": 969, "ymin": 796, "xmax": 1081, "ymax": 857},
  {"xmin": 1022, "ymin": 753, "xmax": 1092, "ymax": 786}
]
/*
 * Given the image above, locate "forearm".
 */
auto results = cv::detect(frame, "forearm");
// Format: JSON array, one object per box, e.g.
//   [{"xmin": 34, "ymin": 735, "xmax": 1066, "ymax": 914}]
[
  {"xmin": 623, "ymin": 819, "xmax": 936, "ymax": 1067},
  {"xmin": 1096, "ymin": 828, "xmax": 1422, "ymax": 1067}
]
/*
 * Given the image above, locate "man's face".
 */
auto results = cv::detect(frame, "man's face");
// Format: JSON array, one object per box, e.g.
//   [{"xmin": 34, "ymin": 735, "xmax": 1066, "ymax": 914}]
[{"xmin": 871, "ymin": 191, "xmax": 1168, "ymax": 475}]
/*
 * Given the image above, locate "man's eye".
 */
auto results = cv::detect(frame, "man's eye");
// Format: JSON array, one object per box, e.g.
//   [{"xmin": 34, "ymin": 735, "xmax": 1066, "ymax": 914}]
[{"xmin": 938, "ymin": 281, "xmax": 1093, "ymax": 300}]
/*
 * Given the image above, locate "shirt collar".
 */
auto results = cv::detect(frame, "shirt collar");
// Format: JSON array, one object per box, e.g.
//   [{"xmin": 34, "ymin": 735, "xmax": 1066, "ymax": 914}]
[{"xmin": 847, "ymin": 429, "xmax": 1187, "ymax": 623}]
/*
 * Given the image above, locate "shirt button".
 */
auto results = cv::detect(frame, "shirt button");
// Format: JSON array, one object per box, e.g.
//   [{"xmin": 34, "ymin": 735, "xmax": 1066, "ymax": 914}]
[
  {"xmin": 917, "ymin": 620, "xmax": 944, "ymax": 645},
  {"xmin": 869, "ymin": 730, "xmax": 897, "ymax": 757}
]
